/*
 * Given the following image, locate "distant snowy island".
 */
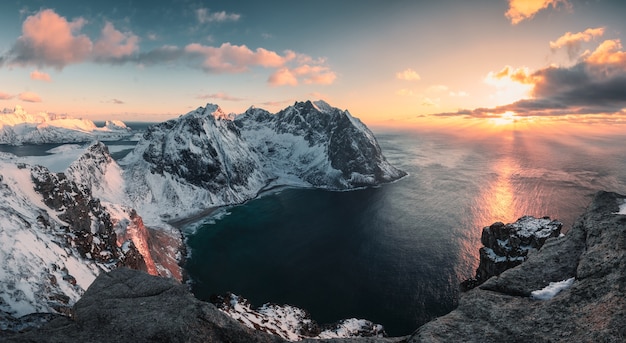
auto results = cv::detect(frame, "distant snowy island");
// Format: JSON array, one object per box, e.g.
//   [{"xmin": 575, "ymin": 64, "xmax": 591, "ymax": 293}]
[{"xmin": 0, "ymin": 106, "xmax": 135, "ymax": 145}]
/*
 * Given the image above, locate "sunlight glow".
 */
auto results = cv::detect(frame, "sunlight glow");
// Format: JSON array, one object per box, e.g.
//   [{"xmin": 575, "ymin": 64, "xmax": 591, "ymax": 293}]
[{"xmin": 489, "ymin": 111, "xmax": 517, "ymax": 126}]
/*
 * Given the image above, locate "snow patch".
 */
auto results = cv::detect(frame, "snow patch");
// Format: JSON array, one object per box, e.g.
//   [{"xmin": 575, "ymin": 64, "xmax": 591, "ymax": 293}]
[{"xmin": 531, "ymin": 277, "xmax": 575, "ymax": 300}]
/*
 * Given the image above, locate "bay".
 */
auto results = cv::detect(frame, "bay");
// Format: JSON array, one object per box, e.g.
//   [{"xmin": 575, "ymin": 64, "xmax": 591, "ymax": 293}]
[{"xmin": 185, "ymin": 128, "xmax": 626, "ymax": 336}]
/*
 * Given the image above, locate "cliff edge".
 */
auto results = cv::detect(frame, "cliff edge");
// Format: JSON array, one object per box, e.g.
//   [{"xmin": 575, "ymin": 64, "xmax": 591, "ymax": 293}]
[
  {"xmin": 410, "ymin": 191, "xmax": 626, "ymax": 342},
  {"xmin": 4, "ymin": 191, "xmax": 624, "ymax": 342}
]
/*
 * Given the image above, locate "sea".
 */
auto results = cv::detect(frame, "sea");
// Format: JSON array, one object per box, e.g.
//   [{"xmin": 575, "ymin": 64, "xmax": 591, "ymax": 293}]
[
  {"xmin": 183, "ymin": 127, "xmax": 626, "ymax": 336},
  {"xmin": 3, "ymin": 124, "xmax": 625, "ymax": 336}
]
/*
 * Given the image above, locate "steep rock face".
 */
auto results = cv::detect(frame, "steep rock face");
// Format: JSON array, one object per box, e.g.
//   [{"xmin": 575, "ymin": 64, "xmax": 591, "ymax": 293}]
[
  {"xmin": 411, "ymin": 191, "xmax": 626, "ymax": 342},
  {"xmin": 236, "ymin": 100, "xmax": 406, "ymax": 188},
  {"xmin": 461, "ymin": 216, "xmax": 562, "ymax": 290},
  {"xmin": 30, "ymin": 164, "xmax": 146, "ymax": 271},
  {"xmin": 121, "ymin": 104, "xmax": 267, "ymax": 222},
  {"xmin": 122, "ymin": 101, "xmax": 405, "ymax": 220},
  {"xmin": 4, "ymin": 268, "xmax": 405, "ymax": 343},
  {"xmin": 0, "ymin": 154, "xmax": 144, "ymax": 323},
  {"xmin": 64, "ymin": 142, "xmax": 184, "ymax": 280}
]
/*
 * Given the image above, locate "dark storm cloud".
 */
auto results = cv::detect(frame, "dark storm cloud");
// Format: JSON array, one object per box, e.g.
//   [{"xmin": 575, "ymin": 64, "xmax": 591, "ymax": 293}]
[{"xmin": 432, "ymin": 55, "xmax": 626, "ymax": 118}]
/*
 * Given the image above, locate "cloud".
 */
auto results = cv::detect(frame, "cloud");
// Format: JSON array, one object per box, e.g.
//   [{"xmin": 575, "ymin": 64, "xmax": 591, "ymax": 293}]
[
  {"xmin": 505, "ymin": 0, "xmax": 570, "ymax": 25},
  {"xmin": 197, "ymin": 92, "xmax": 246, "ymax": 102},
  {"xmin": 30, "ymin": 70, "xmax": 51, "ymax": 82},
  {"xmin": 93, "ymin": 22, "xmax": 139, "ymax": 63},
  {"xmin": 0, "ymin": 92, "xmax": 14, "ymax": 100},
  {"xmin": 2, "ymin": 9, "xmax": 138, "ymax": 68},
  {"xmin": 1, "ymin": 9, "xmax": 336, "ymax": 88},
  {"xmin": 268, "ymin": 68, "xmax": 298, "ymax": 86},
  {"xmin": 184, "ymin": 42, "xmax": 289, "ymax": 73},
  {"xmin": 432, "ymin": 39, "xmax": 626, "ymax": 119},
  {"xmin": 196, "ymin": 8, "xmax": 240, "ymax": 23},
  {"xmin": 108, "ymin": 98, "xmax": 124, "ymax": 104},
  {"xmin": 19, "ymin": 91, "xmax": 42, "ymax": 102},
  {"xmin": 5, "ymin": 9, "xmax": 92, "ymax": 68},
  {"xmin": 268, "ymin": 61, "xmax": 336, "ymax": 86},
  {"xmin": 396, "ymin": 68, "xmax": 421, "ymax": 81},
  {"xmin": 550, "ymin": 27, "xmax": 605, "ymax": 58}
]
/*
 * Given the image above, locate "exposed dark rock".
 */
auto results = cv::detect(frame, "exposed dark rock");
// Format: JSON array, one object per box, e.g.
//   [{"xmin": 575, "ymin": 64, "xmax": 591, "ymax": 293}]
[
  {"xmin": 3, "ymin": 268, "xmax": 403, "ymax": 343},
  {"xmin": 461, "ymin": 216, "xmax": 562, "ymax": 291},
  {"xmin": 30, "ymin": 164, "xmax": 146, "ymax": 271},
  {"xmin": 411, "ymin": 191, "xmax": 626, "ymax": 342}
]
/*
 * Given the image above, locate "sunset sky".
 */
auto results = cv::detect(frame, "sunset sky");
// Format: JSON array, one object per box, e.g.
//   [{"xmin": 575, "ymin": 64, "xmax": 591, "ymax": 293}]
[{"xmin": 1, "ymin": 0, "xmax": 626, "ymax": 128}]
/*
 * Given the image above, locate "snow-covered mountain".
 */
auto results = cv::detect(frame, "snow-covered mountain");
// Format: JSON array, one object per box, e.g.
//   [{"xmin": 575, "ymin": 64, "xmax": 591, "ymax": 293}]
[
  {"xmin": 0, "ymin": 100, "xmax": 404, "ymax": 332},
  {"xmin": 0, "ymin": 143, "xmax": 182, "ymax": 327},
  {"xmin": 122, "ymin": 100, "xmax": 407, "ymax": 221},
  {"xmin": 0, "ymin": 106, "xmax": 133, "ymax": 145},
  {"xmin": 236, "ymin": 100, "xmax": 406, "ymax": 188}
]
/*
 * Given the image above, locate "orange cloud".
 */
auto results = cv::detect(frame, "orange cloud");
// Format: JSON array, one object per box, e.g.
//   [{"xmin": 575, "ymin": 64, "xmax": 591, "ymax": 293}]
[
  {"xmin": 585, "ymin": 39, "xmax": 626, "ymax": 66},
  {"xmin": 9, "ymin": 9, "xmax": 92, "ymax": 68},
  {"xmin": 505, "ymin": 0, "xmax": 570, "ymax": 25},
  {"xmin": 268, "ymin": 63, "xmax": 336, "ymax": 86},
  {"xmin": 550, "ymin": 27, "xmax": 605, "ymax": 58},
  {"xmin": 30, "ymin": 70, "xmax": 51, "ymax": 82},
  {"xmin": 490, "ymin": 65, "xmax": 534, "ymax": 84},
  {"xmin": 396, "ymin": 68, "xmax": 421, "ymax": 81},
  {"xmin": 185, "ymin": 42, "xmax": 288, "ymax": 73},
  {"xmin": 0, "ymin": 92, "xmax": 14, "ymax": 100},
  {"xmin": 3, "ymin": 9, "xmax": 140, "ymax": 68},
  {"xmin": 268, "ymin": 68, "xmax": 298, "ymax": 86},
  {"xmin": 93, "ymin": 22, "xmax": 139, "ymax": 62},
  {"xmin": 19, "ymin": 91, "xmax": 42, "ymax": 103}
]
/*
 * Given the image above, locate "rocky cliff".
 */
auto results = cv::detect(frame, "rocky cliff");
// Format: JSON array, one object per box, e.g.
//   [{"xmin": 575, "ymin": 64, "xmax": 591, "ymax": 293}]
[
  {"xmin": 4, "ymin": 191, "xmax": 624, "ymax": 342},
  {"xmin": 410, "ymin": 191, "xmax": 626, "ymax": 342}
]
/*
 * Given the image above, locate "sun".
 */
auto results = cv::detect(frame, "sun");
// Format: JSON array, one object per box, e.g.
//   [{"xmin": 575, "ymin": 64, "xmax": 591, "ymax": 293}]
[{"xmin": 489, "ymin": 111, "xmax": 517, "ymax": 126}]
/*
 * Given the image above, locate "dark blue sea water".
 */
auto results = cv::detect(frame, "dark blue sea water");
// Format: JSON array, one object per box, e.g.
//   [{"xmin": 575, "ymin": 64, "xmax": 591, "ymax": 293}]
[{"xmin": 184, "ymin": 128, "xmax": 626, "ymax": 336}]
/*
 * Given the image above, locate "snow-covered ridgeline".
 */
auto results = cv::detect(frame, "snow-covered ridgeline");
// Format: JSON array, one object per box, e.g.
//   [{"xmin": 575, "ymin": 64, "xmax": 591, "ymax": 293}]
[
  {"xmin": 214, "ymin": 293, "xmax": 386, "ymax": 341},
  {"xmin": 0, "ymin": 106, "xmax": 133, "ymax": 145},
  {"xmin": 121, "ymin": 100, "xmax": 407, "ymax": 221}
]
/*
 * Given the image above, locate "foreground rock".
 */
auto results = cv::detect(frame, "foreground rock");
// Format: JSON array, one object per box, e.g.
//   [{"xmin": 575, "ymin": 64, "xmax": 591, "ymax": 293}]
[
  {"xmin": 461, "ymin": 216, "xmax": 562, "ymax": 290},
  {"xmin": 411, "ymin": 191, "xmax": 626, "ymax": 342},
  {"xmin": 4, "ymin": 268, "xmax": 405, "ymax": 343}
]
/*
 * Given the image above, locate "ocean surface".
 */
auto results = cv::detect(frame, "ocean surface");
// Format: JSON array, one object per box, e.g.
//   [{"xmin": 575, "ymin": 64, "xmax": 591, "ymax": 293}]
[{"xmin": 184, "ymin": 128, "xmax": 626, "ymax": 336}]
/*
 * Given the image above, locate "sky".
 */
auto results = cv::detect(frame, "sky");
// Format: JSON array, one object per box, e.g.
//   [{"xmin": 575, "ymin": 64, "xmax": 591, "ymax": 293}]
[{"xmin": 1, "ymin": 0, "xmax": 626, "ymax": 130}]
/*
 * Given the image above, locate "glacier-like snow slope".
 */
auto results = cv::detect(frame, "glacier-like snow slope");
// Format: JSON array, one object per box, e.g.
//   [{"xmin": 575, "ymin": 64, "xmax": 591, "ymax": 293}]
[
  {"xmin": 120, "ymin": 104, "xmax": 268, "ymax": 223},
  {"xmin": 0, "ymin": 106, "xmax": 133, "ymax": 145},
  {"xmin": 236, "ymin": 100, "xmax": 406, "ymax": 189},
  {"xmin": 122, "ymin": 100, "xmax": 406, "ymax": 221},
  {"xmin": 0, "ymin": 154, "xmax": 102, "ymax": 319}
]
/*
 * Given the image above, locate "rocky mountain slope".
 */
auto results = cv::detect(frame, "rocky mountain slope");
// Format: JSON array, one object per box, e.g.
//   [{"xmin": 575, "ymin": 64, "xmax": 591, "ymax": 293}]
[
  {"xmin": 121, "ymin": 100, "xmax": 407, "ymax": 222},
  {"xmin": 410, "ymin": 191, "xmax": 626, "ymax": 342},
  {"xmin": 0, "ymin": 100, "xmax": 406, "ymax": 335},
  {"xmin": 0, "ymin": 106, "xmax": 134, "ymax": 145},
  {"xmin": 5, "ymin": 191, "xmax": 624, "ymax": 342}
]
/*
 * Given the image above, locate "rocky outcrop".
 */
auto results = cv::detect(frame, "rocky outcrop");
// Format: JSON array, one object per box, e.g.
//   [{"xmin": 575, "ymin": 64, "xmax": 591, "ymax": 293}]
[
  {"xmin": 4, "ymin": 191, "xmax": 624, "ymax": 342},
  {"xmin": 4, "ymin": 268, "xmax": 404, "ymax": 343},
  {"xmin": 411, "ymin": 191, "xmax": 626, "ymax": 342},
  {"xmin": 30, "ymin": 164, "xmax": 146, "ymax": 270},
  {"xmin": 212, "ymin": 292, "xmax": 387, "ymax": 341},
  {"xmin": 461, "ymin": 216, "xmax": 562, "ymax": 290}
]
